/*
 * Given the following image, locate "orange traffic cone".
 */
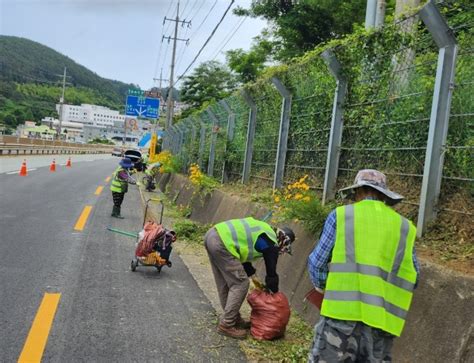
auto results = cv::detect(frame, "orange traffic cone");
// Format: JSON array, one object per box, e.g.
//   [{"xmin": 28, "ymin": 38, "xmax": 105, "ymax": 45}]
[
  {"xmin": 66, "ymin": 157, "xmax": 72, "ymax": 167},
  {"xmin": 19, "ymin": 159, "xmax": 28, "ymax": 176},
  {"xmin": 50, "ymin": 159, "xmax": 56, "ymax": 172}
]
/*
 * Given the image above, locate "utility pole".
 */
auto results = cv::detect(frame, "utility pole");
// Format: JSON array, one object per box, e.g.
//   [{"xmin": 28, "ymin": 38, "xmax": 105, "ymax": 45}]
[
  {"xmin": 58, "ymin": 67, "xmax": 67, "ymax": 140},
  {"xmin": 153, "ymin": 68, "xmax": 169, "ymax": 132},
  {"xmin": 153, "ymin": 68, "xmax": 169, "ymax": 92},
  {"xmin": 163, "ymin": 1, "xmax": 190, "ymax": 130}
]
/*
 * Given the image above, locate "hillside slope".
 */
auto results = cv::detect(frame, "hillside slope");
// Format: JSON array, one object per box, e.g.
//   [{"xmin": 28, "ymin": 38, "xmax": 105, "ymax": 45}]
[{"xmin": 0, "ymin": 36, "xmax": 135, "ymax": 130}]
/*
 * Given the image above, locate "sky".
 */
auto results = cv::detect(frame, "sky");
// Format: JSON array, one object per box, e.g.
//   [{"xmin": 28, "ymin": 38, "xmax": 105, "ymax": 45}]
[{"xmin": 0, "ymin": 0, "xmax": 267, "ymax": 89}]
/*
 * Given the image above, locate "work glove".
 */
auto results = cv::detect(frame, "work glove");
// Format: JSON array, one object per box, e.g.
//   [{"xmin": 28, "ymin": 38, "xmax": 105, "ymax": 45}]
[
  {"xmin": 242, "ymin": 262, "xmax": 256, "ymax": 277},
  {"xmin": 265, "ymin": 275, "xmax": 279, "ymax": 293}
]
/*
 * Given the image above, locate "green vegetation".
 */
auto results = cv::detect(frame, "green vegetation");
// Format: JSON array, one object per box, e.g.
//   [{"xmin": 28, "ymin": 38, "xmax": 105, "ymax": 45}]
[
  {"xmin": 240, "ymin": 312, "xmax": 313, "ymax": 362},
  {"xmin": 173, "ymin": 220, "xmax": 211, "ymax": 244},
  {"xmin": 0, "ymin": 35, "xmax": 135, "ymax": 132},
  {"xmin": 88, "ymin": 138, "xmax": 115, "ymax": 145},
  {"xmin": 179, "ymin": 61, "xmax": 237, "ymax": 117}
]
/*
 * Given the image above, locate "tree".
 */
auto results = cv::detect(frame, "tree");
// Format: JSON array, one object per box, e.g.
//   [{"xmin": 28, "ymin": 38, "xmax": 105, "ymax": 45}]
[
  {"xmin": 234, "ymin": 0, "xmax": 368, "ymax": 61},
  {"xmin": 226, "ymin": 36, "xmax": 273, "ymax": 83},
  {"xmin": 180, "ymin": 61, "xmax": 237, "ymax": 109}
]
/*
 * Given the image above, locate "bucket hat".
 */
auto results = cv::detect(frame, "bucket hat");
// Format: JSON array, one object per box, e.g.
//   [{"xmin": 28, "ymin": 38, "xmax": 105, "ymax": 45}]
[
  {"xmin": 338, "ymin": 169, "xmax": 404, "ymax": 206},
  {"xmin": 119, "ymin": 157, "xmax": 133, "ymax": 169}
]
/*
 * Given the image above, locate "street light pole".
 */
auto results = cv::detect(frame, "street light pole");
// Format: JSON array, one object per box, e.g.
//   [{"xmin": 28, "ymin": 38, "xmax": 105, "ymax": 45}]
[{"xmin": 58, "ymin": 67, "xmax": 67, "ymax": 139}]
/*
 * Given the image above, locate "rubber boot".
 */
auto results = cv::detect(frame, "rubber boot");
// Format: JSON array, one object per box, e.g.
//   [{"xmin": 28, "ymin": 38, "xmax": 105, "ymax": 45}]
[
  {"xmin": 112, "ymin": 206, "xmax": 124, "ymax": 219},
  {"xmin": 115, "ymin": 206, "xmax": 124, "ymax": 219}
]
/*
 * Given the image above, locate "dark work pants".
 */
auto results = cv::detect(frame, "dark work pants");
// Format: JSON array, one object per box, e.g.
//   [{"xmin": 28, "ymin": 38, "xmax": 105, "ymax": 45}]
[{"xmin": 112, "ymin": 192, "xmax": 125, "ymax": 207}]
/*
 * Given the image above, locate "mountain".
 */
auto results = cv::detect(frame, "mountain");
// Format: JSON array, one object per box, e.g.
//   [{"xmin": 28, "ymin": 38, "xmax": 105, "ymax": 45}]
[{"xmin": 0, "ymin": 35, "xmax": 136, "ymax": 131}]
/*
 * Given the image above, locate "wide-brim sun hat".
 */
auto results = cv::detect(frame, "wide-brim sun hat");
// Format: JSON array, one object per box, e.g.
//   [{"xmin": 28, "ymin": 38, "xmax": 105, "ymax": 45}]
[
  {"xmin": 338, "ymin": 169, "xmax": 404, "ymax": 206},
  {"xmin": 119, "ymin": 158, "xmax": 133, "ymax": 169}
]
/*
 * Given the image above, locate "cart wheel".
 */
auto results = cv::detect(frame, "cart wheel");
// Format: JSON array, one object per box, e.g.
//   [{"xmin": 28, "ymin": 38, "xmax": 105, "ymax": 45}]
[
  {"xmin": 166, "ymin": 261, "xmax": 172, "ymax": 268},
  {"xmin": 131, "ymin": 260, "xmax": 137, "ymax": 272},
  {"xmin": 156, "ymin": 265, "xmax": 162, "ymax": 273}
]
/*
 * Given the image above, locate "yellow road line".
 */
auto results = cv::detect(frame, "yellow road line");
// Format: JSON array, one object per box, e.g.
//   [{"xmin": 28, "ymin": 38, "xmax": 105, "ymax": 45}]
[
  {"xmin": 18, "ymin": 293, "xmax": 61, "ymax": 363},
  {"xmin": 105, "ymin": 176, "xmax": 111, "ymax": 183},
  {"xmin": 94, "ymin": 186, "xmax": 104, "ymax": 195},
  {"xmin": 74, "ymin": 205, "xmax": 93, "ymax": 231}
]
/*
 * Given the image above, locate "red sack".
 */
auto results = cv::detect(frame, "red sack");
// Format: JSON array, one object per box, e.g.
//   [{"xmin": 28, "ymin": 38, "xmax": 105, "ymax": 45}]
[
  {"xmin": 135, "ymin": 222, "xmax": 164, "ymax": 257},
  {"xmin": 247, "ymin": 289, "xmax": 291, "ymax": 340}
]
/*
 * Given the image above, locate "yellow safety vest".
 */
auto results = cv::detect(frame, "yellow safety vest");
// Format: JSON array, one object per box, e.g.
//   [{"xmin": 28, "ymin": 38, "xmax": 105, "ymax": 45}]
[
  {"xmin": 215, "ymin": 217, "xmax": 277, "ymax": 263},
  {"xmin": 110, "ymin": 167, "xmax": 128, "ymax": 193},
  {"xmin": 321, "ymin": 200, "xmax": 417, "ymax": 337}
]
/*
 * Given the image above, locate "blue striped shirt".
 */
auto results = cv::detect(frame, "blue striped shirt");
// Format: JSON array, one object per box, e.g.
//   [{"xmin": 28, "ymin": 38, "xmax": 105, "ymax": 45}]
[{"xmin": 307, "ymin": 207, "xmax": 420, "ymax": 289}]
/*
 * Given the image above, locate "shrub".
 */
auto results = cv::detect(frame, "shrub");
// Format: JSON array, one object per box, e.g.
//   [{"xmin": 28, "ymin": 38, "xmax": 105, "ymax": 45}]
[
  {"xmin": 273, "ymin": 175, "xmax": 331, "ymax": 235},
  {"xmin": 155, "ymin": 150, "xmax": 182, "ymax": 174},
  {"xmin": 188, "ymin": 163, "xmax": 219, "ymax": 195}
]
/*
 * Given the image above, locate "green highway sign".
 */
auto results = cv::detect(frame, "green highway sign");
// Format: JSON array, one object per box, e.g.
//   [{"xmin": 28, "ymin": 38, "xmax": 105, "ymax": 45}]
[{"xmin": 128, "ymin": 88, "xmax": 144, "ymax": 97}]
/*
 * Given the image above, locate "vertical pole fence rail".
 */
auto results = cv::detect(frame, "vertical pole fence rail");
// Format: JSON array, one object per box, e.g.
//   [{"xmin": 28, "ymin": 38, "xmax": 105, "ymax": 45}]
[
  {"xmin": 417, "ymin": 1, "xmax": 458, "ymax": 236},
  {"xmin": 271, "ymin": 77, "xmax": 292, "ymax": 190},
  {"xmin": 176, "ymin": 123, "xmax": 187, "ymax": 172},
  {"xmin": 241, "ymin": 90, "xmax": 257, "ymax": 184},
  {"xmin": 321, "ymin": 49, "xmax": 348, "ymax": 204},
  {"xmin": 219, "ymin": 100, "xmax": 235, "ymax": 183},
  {"xmin": 206, "ymin": 109, "xmax": 219, "ymax": 177},
  {"xmin": 183, "ymin": 119, "xmax": 195, "ymax": 171},
  {"xmin": 197, "ymin": 118, "xmax": 207, "ymax": 170}
]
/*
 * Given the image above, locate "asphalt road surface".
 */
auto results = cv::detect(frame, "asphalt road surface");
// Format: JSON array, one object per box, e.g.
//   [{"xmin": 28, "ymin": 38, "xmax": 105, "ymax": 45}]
[{"xmin": 0, "ymin": 157, "xmax": 245, "ymax": 362}]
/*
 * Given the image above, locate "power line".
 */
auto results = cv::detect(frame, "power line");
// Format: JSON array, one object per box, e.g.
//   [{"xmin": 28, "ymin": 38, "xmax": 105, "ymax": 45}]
[
  {"xmin": 181, "ymin": 0, "xmax": 191, "ymax": 17},
  {"xmin": 175, "ymin": 25, "xmax": 191, "ymax": 75},
  {"xmin": 153, "ymin": 1, "xmax": 178, "ymax": 80},
  {"xmin": 211, "ymin": 16, "xmax": 247, "ymax": 60},
  {"xmin": 189, "ymin": 0, "xmax": 218, "ymax": 39},
  {"xmin": 184, "ymin": 0, "xmax": 202, "ymax": 21},
  {"xmin": 177, "ymin": 0, "xmax": 235, "ymax": 83}
]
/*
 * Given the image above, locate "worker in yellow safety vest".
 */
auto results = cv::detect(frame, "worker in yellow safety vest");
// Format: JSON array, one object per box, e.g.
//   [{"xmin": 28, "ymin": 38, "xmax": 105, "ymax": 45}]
[
  {"xmin": 204, "ymin": 218, "xmax": 295, "ymax": 339},
  {"xmin": 307, "ymin": 169, "xmax": 420, "ymax": 362},
  {"xmin": 110, "ymin": 158, "xmax": 136, "ymax": 219}
]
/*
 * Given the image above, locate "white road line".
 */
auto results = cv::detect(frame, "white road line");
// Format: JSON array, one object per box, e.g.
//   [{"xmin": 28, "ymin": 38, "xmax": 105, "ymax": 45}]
[{"xmin": 6, "ymin": 168, "xmax": 37, "ymax": 175}]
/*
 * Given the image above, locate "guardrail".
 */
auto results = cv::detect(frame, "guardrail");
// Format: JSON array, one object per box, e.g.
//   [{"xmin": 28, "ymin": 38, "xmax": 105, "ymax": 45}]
[{"xmin": 0, "ymin": 135, "xmax": 115, "ymax": 156}]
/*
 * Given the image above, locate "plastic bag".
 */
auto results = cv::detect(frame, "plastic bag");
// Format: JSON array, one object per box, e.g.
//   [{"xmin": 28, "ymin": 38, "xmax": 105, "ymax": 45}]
[
  {"xmin": 135, "ymin": 222, "xmax": 164, "ymax": 257},
  {"xmin": 247, "ymin": 289, "xmax": 291, "ymax": 340}
]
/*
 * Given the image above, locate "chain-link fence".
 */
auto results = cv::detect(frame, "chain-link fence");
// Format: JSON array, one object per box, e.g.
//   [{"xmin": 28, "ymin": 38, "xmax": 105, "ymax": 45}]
[{"xmin": 166, "ymin": 1, "xmax": 473, "ymax": 236}]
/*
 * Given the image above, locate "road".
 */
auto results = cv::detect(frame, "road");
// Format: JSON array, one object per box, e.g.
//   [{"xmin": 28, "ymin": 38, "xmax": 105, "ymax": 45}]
[{"xmin": 0, "ymin": 156, "xmax": 245, "ymax": 362}]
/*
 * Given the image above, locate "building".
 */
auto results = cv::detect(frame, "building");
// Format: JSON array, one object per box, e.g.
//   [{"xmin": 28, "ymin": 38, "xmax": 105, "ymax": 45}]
[
  {"xmin": 50, "ymin": 103, "xmax": 154, "ymax": 144},
  {"xmin": 17, "ymin": 121, "xmax": 57, "ymax": 140},
  {"xmin": 56, "ymin": 103, "xmax": 125, "ymax": 127},
  {"xmin": 41, "ymin": 117, "xmax": 84, "ymax": 141}
]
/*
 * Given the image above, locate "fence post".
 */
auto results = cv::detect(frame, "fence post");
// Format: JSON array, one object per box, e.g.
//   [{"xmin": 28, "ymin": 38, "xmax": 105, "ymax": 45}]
[
  {"xmin": 197, "ymin": 118, "xmax": 207, "ymax": 170},
  {"xmin": 241, "ymin": 90, "xmax": 257, "ymax": 184},
  {"xmin": 169, "ymin": 126, "xmax": 176, "ymax": 153},
  {"xmin": 417, "ymin": 2, "xmax": 458, "ymax": 237},
  {"xmin": 189, "ymin": 118, "xmax": 198, "ymax": 165},
  {"xmin": 206, "ymin": 109, "xmax": 219, "ymax": 177},
  {"xmin": 321, "ymin": 49, "xmax": 348, "ymax": 204},
  {"xmin": 219, "ymin": 100, "xmax": 235, "ymax": 183},
  {"xmin": 365, "ymin": 0, "xmax": 377, "ymax": 29},
  {"xmin": 177, "ymin": 124, "xmax": 185, "ymax": 156},
  {"xmin": 271, "ymin": 77, "xmax": 292, "ymax": 190},
  {"xmin": 162, "ymin": 129, "xmax": 169, "ymax": 150}
]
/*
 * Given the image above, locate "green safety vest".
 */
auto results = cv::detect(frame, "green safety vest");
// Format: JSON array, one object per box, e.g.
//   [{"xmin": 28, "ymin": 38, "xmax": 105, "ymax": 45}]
[
  {"xmin": 320, "ymin": 200, "xmax": 417, "ymax": 337},
  {"xmin": 215, "ymin": 217, "xmax": 277, "ymax": 263},
  {"xmin": 110, "ymin": 167, "xmax": 128, "ymax": 193}
]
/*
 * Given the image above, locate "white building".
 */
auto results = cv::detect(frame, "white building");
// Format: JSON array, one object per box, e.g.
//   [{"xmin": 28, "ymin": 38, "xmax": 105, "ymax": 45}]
[{"xmin": 56, "ymin": 104, "xmax": 125, "ymax": 127}]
